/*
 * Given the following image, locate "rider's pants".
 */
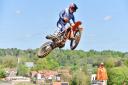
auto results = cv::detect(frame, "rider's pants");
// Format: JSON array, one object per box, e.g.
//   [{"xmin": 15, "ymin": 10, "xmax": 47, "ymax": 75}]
[
  {"xmin": 53, "ymin": 22, "xmax": 65, "ymax": 35},
  {"xmin": 55, "ymin": 22, "xmax": 74, "ymax": 39}
]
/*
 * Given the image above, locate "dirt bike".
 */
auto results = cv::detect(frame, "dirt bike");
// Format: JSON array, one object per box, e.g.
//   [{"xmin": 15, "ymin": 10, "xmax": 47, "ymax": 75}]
[{"xmin": 37, "ymin": 21, "xmax": 83, "ymax": 58}]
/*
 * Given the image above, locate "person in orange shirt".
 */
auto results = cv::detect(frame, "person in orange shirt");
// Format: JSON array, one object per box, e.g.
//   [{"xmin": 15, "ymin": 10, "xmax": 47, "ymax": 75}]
[{"xmin": 96, "ymin": 62, "xmax": 108, "ymax": 85}]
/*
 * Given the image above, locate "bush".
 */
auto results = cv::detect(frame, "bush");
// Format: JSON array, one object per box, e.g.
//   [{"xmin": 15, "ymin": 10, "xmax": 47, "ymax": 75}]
[
  {"xmin": 107, "ymin": 66, "xmax": 128, "ymax": 85},
  {"xmin": 0, "ymin": 69, "xmax": 6, "ymax": 78},
  {"xmin": 70, "ymin": 70, "xmax": 90, "ymax": 85},
  {"xmin": 124, "ymin": 58, "xmax": 128, "ymax": 67},
  {"xmin": 104, "ymin": 57, "xmax": 116, "ymax": 68}
]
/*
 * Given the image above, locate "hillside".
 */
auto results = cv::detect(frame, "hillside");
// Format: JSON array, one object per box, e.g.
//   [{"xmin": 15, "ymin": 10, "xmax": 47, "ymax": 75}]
[{"xmin": 0, "ymin": 48, "xmax": 128, "ymax": 84}]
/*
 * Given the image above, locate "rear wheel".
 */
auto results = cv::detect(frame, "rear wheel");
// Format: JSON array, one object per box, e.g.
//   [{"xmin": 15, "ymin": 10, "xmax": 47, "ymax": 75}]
[
  {"xmin": 37, "ymin": 41, "xmax": 53, "ymax": 58},
  {"xmin": 70, "ymin": 30, "xmax": 81, "ymax": 50}
]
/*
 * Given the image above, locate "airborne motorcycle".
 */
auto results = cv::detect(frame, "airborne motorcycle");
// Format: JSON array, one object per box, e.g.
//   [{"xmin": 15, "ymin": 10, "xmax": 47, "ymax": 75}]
[{"xmin": 37, "ymin": 21, "xmax": 83, "ymax": 58}]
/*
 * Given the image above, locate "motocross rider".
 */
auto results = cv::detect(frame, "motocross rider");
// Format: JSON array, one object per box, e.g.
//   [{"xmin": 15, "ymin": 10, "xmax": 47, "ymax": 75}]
[{"xmin": 46, "ymin": 3, "xmax": 78, "ymax": 39}]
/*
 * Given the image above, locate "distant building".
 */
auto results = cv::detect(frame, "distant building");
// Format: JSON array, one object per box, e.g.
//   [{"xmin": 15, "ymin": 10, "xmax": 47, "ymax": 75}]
[
  {"xmin": 53, "ymin": 82, "xmax": 69, "ymax": 85},
  {"xmin": 25, "ymin": 62, "xmax": 34, "ymax": 68},
  {"xmin": 61, "ymin": 82, "xmax": 69, "ymax": 85},
  {"xmin": 6, "ymin": 76, "xmax": 30, "ymax": 82}
]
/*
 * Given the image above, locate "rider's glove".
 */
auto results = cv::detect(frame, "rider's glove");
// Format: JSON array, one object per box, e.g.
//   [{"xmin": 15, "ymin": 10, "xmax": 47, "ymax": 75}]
[{"xmin": 63, "ymin": 17, "xmax": 69, "ymax": 23}]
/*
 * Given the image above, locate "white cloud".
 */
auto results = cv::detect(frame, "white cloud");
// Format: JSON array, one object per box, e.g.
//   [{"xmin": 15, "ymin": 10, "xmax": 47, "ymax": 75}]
[
  {"xmin": 104, "ymin": 16, "xmax": 112, "ymax": 21},
  {"xmin": 16, "ymin": 10, "xmax": 22, "ymax": 15}
]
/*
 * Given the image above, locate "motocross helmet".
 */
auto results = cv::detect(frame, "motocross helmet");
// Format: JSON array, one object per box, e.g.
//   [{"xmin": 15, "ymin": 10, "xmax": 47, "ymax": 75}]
[{"xmin": 69, "ymin": 3, "xmax": 78, "ymax": 12}]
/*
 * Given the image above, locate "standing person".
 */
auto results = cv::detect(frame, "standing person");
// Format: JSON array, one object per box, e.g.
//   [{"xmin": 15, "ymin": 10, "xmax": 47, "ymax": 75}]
[
  {"xmin": 46, "ymin": 3, "xmax": 78, "ymax": 39},
  {"xmin": 96, "ymin": 62, "xmax": 108, "ymax": 85}
]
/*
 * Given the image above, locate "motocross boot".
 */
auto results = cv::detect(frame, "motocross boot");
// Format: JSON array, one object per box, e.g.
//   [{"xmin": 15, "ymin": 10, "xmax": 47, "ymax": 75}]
[
  {"xmin": 46, "ymin": 34, "xmax": 55, "ymax": 40},
  {"xmin": 46, "ymin": 32, "xmax": 61, "ymax": 41}
]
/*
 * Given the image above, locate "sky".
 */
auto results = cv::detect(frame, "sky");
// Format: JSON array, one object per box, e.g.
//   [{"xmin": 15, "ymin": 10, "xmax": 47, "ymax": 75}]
[{"xmin": 0, "ymin": 0, "xmax": 128, "ymax": 52}]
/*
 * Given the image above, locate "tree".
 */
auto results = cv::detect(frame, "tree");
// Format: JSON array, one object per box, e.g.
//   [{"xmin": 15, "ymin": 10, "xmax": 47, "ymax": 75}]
[
  {"xmin": 2, "ymin": 56, "xmax": 17, "ymax": 68},
  {"xmin": 108, "ymin": 66, "xmax": 128, "ymax": 85},
  {"xmin": 0, "ymin": 69, "xmax": 6, "ymax": 78},
  {"xmin": 71, "ymin": 70, "xmax": 89, "ymax": 85},
  {"xmin": 33, "ymin": 58, "xmax": 59, "ymax": 70},
  {"xmin": 17, "ymin": 64, "xmax": 29, "ymax": 76}
]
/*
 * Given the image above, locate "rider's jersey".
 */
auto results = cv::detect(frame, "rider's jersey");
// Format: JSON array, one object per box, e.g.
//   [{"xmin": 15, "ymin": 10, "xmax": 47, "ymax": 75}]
[{"xmin": 57, "ymin": 8, "xmax": 75, "ymax": 26}]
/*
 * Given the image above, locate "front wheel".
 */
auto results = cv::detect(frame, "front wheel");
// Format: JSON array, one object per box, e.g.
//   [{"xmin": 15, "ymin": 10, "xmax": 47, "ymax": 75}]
[
  {"xmin": 37, "ymin": 41, "xmax": 53, "ymax": 58},
  {"xmin": 70, "ymin": 30, "xmax": 81, "ymax": 50}
]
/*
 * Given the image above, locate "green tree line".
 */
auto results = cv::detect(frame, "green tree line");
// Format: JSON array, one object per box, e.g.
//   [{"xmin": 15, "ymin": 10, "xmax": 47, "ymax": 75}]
[{"xmin": 0, "ymin": 48, "xmax": 128, "ymax": 84}]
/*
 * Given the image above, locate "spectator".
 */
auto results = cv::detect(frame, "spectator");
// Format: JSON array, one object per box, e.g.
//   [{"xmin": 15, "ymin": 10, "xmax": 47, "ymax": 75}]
[{"xmin": 96, "ymin": 62, "xmax": 108, "ymax": 85}]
